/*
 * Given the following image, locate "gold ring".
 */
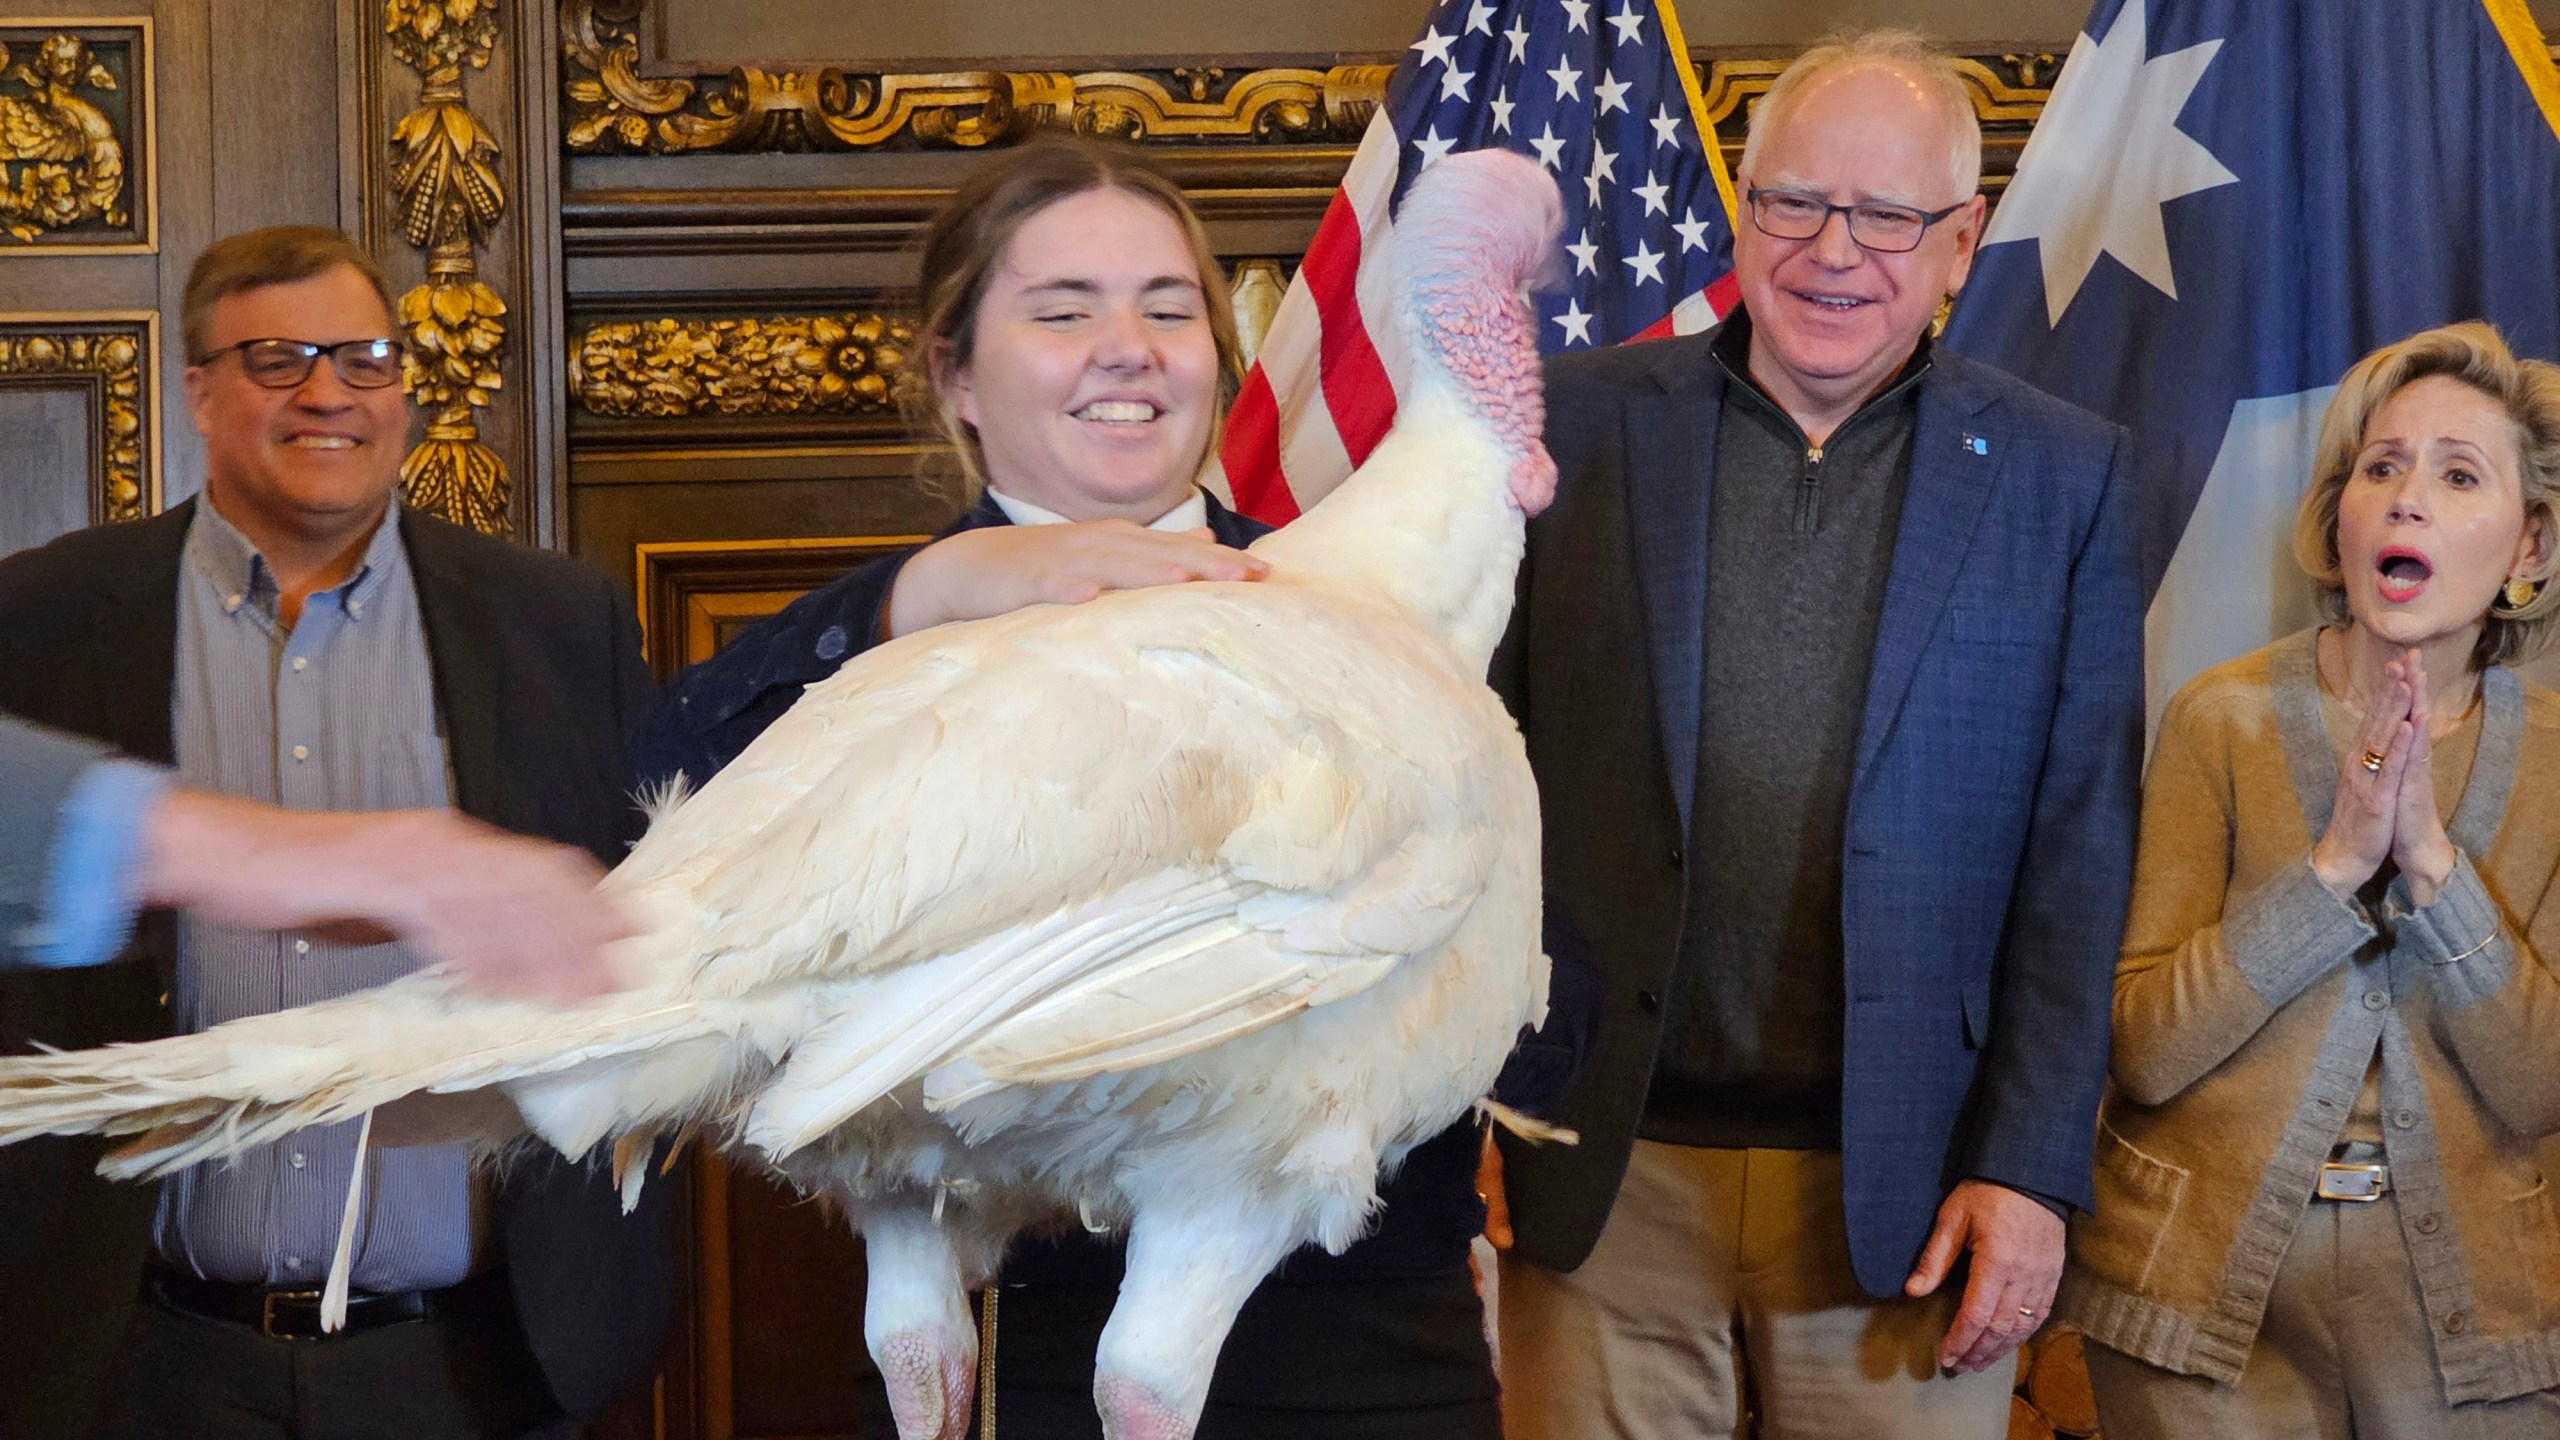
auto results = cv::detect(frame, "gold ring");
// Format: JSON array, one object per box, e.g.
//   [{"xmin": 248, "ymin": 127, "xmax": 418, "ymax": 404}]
[{"xmin": 2361, "ymin": 749, "xmax": 2387, "ymax": 773}]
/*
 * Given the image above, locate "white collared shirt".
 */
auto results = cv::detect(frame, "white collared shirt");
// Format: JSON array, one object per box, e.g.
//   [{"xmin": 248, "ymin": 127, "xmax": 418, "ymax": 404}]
[{"xmin": 986, "ymin": 487, "xmax": 1211, "ymax": 533}]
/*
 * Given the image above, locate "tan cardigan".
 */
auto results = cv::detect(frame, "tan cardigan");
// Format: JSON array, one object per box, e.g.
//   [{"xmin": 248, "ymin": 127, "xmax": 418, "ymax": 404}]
[{"xmin": 2061, "ymin": 630, "xmax": 2560, "ymax": 1404}]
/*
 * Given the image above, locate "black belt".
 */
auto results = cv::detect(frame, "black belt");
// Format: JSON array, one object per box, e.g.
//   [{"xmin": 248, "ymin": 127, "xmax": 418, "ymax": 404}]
[{"xmin": 144, "ymin": 1264, "xmax": 499, "ymax": 1340}]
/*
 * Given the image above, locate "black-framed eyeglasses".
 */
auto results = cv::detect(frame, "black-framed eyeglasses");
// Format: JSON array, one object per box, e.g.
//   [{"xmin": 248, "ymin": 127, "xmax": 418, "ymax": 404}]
[
  {"xmin": 1745, "ymin": 187, "xmax": 1966, "ymax": 254},
  {"xmin": 193, "ymin": 337, "xmax": 407, "ymax": 390}
]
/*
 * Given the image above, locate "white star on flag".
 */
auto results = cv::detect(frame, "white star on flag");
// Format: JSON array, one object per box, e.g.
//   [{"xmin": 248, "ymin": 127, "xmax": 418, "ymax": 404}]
[
  {"xmin": 1490, "ymin": 86, "xmax": 1515, "ymax": 133},
  {"xmin": 1650, "ymin": 103, "xmax": 1683, "ymax": 149},
  {"xmin": 1547, "ymin": 56, "xmax": 1583, "ymax": 100},
  {"xmin": 1674, "ymin": 207, "xmax": 1713, "ymax": 252},
  {"xmin": 1622, "ymin": 240, "xmax": 1665, "ymax": 285},
  {"xmin": 1595, "ymin": 72, "xmax": 1632, "ymax": 115},
  {"xmin": 1529, "ymin": 123, "xmax": 1567, "ymax": 169},
  {"xmin": 1505, "ymin": 19, "xmax": 1530, "ymax": 62},
  {"xmin": 1585, "ymin": 144, "xmax": 1617, "ymax": 204},
  {"xmin": 1607, "ymin": 2, "xmax": 1646, "ymax": 44},
  {"xmin": 1440, "ymin": 64, "xmax": 1476, "ymax": 101},
  {"xmin": 1568, "ymin": 228, "xmax": 1599, "ymax": 274},
  {"xmin": 1562, "ymin": 0, "xmax": 1591, "ymax": 32},
  {"xmin": 1465, "ymin": 1, "xmax": 1497, "ymax": 36},
  {"xmin": 1634, "ymin": 172, "xmax": 1669, "ymax": 215},
  {"xmin": 1414, "ymin": 126, "xmax": 1460, "ymax": 166},
  {"xmin": 1982, "ymin": 0, "xmax": 2240, "ymax": 326},
  {"xmin": 1410, "ymin": 25, "xmax": 1456, "ymax": 67},
  {"xmin": 1554, "ymin": 298, "xmax": 1594, "ymax": 344}
]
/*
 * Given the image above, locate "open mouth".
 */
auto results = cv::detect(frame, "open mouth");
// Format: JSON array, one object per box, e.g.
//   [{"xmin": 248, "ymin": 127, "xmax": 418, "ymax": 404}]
[
  {"xmin": 2376, "ymin": 547, "xmax": 2433, "ymax": 602},
  {"xmin": 284, "ymin": 434, "xmax": 361, "ymax": 450},
  {"xmin": 1073, "ymin": 400, "xmax": 1162, "ymax": 426}
]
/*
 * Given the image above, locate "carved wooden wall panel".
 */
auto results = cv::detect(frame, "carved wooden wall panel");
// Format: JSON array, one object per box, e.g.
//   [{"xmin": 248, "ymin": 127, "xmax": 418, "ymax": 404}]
[{"xmin": 0, "ymin": 311, "xmax": 154, "ymax": 553}]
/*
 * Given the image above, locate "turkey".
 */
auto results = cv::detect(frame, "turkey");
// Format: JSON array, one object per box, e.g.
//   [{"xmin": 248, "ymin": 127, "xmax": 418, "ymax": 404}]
[{"xmin": 0, "ymin": 149, "xmax": 1563, "ymax": 1440}]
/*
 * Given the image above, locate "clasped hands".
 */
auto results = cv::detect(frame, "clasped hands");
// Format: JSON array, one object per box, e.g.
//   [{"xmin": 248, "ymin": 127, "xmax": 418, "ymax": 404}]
[{"xmin": 2312, "ymin": 647, "xmax": 2459, "ymax": 908}]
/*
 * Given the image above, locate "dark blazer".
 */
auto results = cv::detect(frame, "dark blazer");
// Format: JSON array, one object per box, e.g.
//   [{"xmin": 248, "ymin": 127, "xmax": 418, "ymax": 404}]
[
  {"xmin": 1493, "ymin": 324, "xmax": 2144, "ymax": 1296},
  {"xmin": 0, "ymin": 500, "xmax": 675, "ymax": 1440}
]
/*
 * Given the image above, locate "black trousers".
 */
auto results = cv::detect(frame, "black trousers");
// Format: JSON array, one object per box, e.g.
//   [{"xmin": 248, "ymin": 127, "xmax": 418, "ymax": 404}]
[
  {"xmin": 93, "ymin": 1279, "xmax": 566, "ymax": 1440},
  {"xmin": 973, "ymin": 1267, "xmax": 1503, "ymax": 1440}
]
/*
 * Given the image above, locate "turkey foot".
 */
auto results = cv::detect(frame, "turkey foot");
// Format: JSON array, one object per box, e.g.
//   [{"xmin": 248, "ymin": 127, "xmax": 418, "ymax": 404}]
[
  {"xmin": 876, "ymin": 1322, "xmax": 977, "ymax": 1440},
  {"xmin": 1095, "ymin": 1373, "xmax": 1194, "ymax": 1440}
]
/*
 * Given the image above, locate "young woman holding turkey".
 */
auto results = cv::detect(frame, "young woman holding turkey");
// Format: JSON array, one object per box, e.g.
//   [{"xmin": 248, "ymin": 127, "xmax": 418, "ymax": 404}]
[
  {"xmin": 2062, "ymin": 321, "xmax": 2560, "ymax": 1439},
  {"xmin": 632, "ymin": 134, "xmax": 1509, "ymax": 1440}
]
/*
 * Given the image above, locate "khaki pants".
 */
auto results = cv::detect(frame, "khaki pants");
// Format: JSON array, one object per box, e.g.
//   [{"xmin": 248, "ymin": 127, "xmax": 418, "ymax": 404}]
[
  {"xmin": 2084, "ymin": 1182, "xmax": 2560, "ymax": 1440},
  {"xmin": 1498, "ymin": 1142, "xmax": 2016, "ymax": 1440}
]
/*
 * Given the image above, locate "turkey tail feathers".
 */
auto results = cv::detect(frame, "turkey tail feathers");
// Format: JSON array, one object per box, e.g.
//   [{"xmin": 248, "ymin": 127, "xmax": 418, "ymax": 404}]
[{"xmin": 0, "ymin": 978, "xmax": 744, "ymax": 1180}]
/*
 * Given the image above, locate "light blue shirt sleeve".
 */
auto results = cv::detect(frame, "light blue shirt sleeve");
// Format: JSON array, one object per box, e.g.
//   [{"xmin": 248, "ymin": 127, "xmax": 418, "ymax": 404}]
[{"xmin": 20, "ymin": 758, "xmax": 171, "ymax": 969}]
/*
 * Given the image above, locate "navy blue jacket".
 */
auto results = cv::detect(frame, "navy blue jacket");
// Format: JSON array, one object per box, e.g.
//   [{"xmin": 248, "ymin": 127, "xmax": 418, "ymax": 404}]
[{"xmin": 1494, "ymin": 322, "xmax": 2143, "ymax": 1296}]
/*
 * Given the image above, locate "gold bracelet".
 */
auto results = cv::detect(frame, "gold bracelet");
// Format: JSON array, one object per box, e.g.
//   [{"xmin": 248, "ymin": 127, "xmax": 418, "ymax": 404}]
[{"xmin": 2433, "ymin": 926, "xmax": 2500, "ymax": 966}]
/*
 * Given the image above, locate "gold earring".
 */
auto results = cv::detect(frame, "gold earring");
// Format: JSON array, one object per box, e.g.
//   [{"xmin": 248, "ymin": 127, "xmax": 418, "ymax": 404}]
[{"xmin": 2505, "ymin": 575, "xmax": 2538, "ymax": 610}]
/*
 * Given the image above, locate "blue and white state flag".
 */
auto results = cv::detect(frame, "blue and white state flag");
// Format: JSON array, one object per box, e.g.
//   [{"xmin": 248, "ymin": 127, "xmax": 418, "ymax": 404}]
[{"xmin": 1945, "ymin": 0, "xmax": 2560, "ymax": 716}]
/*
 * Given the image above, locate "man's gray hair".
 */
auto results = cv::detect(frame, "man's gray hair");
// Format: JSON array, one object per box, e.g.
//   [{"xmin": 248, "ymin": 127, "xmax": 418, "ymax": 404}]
[{"xmin": 1739, "ymin": 28, "xmax": 1982, "ymax": 203}]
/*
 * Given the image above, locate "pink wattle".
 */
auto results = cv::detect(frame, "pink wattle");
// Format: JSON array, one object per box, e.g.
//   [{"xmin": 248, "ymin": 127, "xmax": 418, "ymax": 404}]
[{"xmin": 1390, "ymin": 150, "xmax": 1565, "ymax": 516}]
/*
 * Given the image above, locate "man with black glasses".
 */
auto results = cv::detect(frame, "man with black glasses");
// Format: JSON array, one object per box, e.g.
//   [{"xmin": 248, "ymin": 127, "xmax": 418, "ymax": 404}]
[
  {"xmin": 1488, "ymin": 30, "xmax": 2143, "ymax": 1439},
  {"xmin": 0, "ymin": 226, "xmax": 670, "ymax": 1440}
]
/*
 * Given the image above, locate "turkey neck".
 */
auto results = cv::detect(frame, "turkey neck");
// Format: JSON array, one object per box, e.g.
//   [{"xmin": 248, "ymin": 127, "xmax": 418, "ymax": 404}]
[{"xmin": 1248, "ymin": 378, "xmax": 1528, "ymax": 678}]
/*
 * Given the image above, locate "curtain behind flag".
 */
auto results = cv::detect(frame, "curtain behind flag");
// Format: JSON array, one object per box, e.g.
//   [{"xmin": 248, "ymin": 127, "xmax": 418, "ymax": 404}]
[
  {"xmin": 1213, "ymin": 0, "xmax": 1742, "ymax": 525},
  {"xmin": 1944, "ymin": 0, "xmax": 2560, "ymax": 719}
]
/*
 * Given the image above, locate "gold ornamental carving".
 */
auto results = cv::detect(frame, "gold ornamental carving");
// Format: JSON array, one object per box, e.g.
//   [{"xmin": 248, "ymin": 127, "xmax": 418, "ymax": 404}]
[
  {"xmin": 0, "ymin": 33, "xmax": 132, "ymax": 244},
  {"xmin": 0, "ymin": 317, "xmax": 154, "ymax": 522},
  {"xmin": 560, "ymin": 0, "xmax": 1387, "ymax": 152},
  {"xmin": 571, "ymin": 313, "xmax": 912, "ymax": 419},
  {"xmin": 386, "ymin": 0, "xmax": 511, "ymax": 534},
  {"xmin": 1693, "ymin": 53, "xmax": 2057, "ymax": 136}
]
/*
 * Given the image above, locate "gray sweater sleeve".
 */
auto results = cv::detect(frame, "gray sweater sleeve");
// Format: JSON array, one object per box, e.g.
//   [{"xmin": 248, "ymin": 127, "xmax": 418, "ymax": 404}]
[{"xmin": 2398, "ymin": 854, "xmax": 2560, "ymax": 1138}]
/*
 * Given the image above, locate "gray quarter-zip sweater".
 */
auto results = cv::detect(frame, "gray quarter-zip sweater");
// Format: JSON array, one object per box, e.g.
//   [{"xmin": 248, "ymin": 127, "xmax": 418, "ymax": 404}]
[{"xmin": 1641, "ymin": 313, "xmax": 1927, "ymax": 1150}]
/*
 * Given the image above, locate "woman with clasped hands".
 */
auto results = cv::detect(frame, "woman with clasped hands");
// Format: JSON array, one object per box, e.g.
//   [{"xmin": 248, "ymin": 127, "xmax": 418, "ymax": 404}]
[{"xmin": 2061, "ymin": 322, "xmax": 2560, "ymax": 1438}]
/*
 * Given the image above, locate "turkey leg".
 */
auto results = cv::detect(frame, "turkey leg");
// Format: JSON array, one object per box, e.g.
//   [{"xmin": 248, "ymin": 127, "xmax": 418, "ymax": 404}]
[
  {"xmin": 1093, "ymin": 1197, "xmax": 1301, "ymax": 1440},
  {"xmin": 856, "ymin": 1197, "xmax": 979, "ymax": 1440}
]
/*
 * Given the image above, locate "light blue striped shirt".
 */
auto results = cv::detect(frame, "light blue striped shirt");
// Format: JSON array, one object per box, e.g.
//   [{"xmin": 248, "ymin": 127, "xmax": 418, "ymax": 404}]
[{"xmin": 153, "ymin": 497, "xmax": 481, "ymax": 1292}]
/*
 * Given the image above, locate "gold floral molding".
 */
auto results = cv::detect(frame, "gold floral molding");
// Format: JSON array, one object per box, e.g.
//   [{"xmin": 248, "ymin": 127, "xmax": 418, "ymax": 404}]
[
  {"xmin": 560, "ymin": 0, "xmax": 1388, "ymax": 152},
  {"xmin": 1693, "ymin": 53, "xmax": 2057, "ymax": 136},
  {"xmin": 0, "ymin": 316, "xmax": 154, "ymax": 522},
  {"xmin": 571, "ymin": 312, "xmax": 911, "ymax": 419},
  {"xmin": 386, "ymin": 0, "xmax": 511, "ymax": 534},
  {"xmin": 0, "ymin": 30, "xmax": 140, "ymax": 246}
]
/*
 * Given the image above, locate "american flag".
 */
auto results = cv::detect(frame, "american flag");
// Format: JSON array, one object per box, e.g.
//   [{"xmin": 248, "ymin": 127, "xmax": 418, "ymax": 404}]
[{"xmin": 1212, "ymin": 0, "xmax": 1744, "ymax": 524}]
